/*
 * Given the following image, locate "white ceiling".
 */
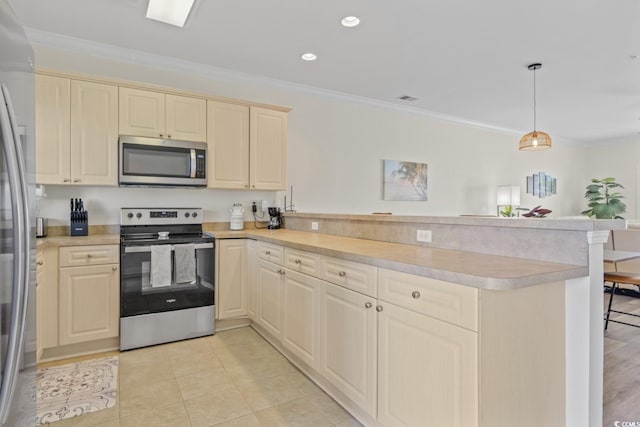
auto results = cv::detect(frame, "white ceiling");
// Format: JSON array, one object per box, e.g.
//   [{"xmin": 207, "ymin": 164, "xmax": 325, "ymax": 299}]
[{"xmin": 11, "ymin": 0, "xmax": 640, "ymax": 144}]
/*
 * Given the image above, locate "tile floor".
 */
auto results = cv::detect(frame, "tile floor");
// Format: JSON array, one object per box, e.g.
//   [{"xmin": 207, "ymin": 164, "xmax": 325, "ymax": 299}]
[{"xmin": 39, "ymin": 327, "xmax": 361, "ymax": 427}]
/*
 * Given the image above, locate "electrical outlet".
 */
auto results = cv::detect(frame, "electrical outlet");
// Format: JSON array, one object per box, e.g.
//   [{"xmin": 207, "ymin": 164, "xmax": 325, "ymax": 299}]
[
  {"xmin": 311, "ymin": 222, "xmax": 319, "ymax": 230},
  {"xmin": 261, "ymin": 200, "xmax": 269, "ymax": 212},
  {"xmin": 416, "ymin": 229, "xmax": 432, "ymax": 243}
]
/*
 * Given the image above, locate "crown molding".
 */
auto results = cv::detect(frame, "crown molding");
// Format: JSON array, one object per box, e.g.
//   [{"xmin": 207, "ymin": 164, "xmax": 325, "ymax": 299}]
[{"xmin": 26, "ymin": 27, "xmax": 580, "ymax": 145}]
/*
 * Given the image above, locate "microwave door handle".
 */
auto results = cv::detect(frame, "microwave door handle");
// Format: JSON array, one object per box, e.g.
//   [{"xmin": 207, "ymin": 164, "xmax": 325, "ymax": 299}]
[{"xmin": 190, "ymin": 149, "xmax": 196, "ymax": 178}]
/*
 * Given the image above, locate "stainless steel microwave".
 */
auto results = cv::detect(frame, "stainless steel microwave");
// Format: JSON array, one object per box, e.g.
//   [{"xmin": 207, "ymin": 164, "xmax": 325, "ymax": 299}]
[{"xmin": 119, "ymin": 136, "xmax": 207, "ymax": 187}]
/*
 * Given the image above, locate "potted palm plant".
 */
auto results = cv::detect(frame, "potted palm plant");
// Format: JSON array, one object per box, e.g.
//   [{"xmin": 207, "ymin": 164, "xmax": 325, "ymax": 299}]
[{"xmin": 581, "ymin": 177, "xmax": 626, "ymax": 219}]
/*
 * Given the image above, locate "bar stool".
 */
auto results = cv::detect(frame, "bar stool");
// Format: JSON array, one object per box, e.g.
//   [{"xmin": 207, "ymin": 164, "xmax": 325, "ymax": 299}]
[{"xmin": 603, "ymin": 272, "xmax": 640, "ymax": 329}]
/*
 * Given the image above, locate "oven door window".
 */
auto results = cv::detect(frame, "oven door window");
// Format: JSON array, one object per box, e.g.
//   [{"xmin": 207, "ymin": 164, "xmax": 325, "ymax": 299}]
[
  {"xmin": 122, "ymin": 143, "xmax": 192, "ymax": 178},
  {"xmin": 120, "ymin": 243, "xmax": 214, "ymax": 317}
]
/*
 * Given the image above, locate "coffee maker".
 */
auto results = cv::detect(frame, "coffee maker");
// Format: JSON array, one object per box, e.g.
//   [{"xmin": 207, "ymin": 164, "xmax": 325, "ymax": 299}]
[{"xmin": 267, "ymin": 207, "xmax": 281, "ymax": 229}]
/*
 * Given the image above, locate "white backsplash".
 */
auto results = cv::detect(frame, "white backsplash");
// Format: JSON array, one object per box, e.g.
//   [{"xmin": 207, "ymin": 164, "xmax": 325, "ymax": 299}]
[{"xmin": 38, "ymin": 185, "xmax": 281, "ymax": 226}]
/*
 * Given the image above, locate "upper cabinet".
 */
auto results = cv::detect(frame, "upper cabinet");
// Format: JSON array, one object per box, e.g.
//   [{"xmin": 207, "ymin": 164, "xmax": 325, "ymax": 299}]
[
  {"xmin": 36, "ymin": 74, "xmax": 118, "ymax": 186},
  {"xmin": 206, "ymin": 102, "xmax": 287, "ymax": 190},
  {"xmin": 250, "ymin": 107, "xmax": 287, "ymax": 190},
  {"xmin": 35, "ymin": 74, "xmax": 70, "ymax": 184},
  {"xmin": 119, "ymin": 87, "xmax": 206, "ymax": 142},
  {"xmin": 207, "ymin": 101, "xmax": 250, "ymax": 189}
]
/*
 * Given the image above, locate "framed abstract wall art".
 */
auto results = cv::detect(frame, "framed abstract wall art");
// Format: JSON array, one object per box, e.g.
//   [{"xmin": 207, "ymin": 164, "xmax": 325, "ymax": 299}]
[{"xmin": 383, "ymin": 160, "xmax": 428, "ymax": 201}]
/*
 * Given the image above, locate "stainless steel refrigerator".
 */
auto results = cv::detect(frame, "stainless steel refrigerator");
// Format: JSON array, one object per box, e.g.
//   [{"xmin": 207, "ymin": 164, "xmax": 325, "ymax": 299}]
[{"xmin": 0, "ymin": 0, "xmax": 36, "ymax": 426}]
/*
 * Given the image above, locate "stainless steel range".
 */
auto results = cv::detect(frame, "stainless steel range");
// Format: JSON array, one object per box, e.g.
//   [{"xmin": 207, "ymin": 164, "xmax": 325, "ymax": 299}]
[{"xmin": 119, "ymin": 208, "xmax": 215, "ymax": 350}]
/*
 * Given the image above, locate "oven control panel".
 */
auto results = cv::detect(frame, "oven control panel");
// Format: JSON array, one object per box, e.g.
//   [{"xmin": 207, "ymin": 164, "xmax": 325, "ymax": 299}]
[{"xmin": 121, "ymin": 208, "xmax": 202, "ymax": 225}]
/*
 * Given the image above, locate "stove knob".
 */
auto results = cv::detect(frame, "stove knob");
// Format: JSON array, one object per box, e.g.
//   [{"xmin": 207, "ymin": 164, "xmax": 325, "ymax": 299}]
[
  {"xmin": 185, "ymin": 212, "xmax": 190, "ymax": 218},
  {"xmin": 127, "ymin": 213, "xmax": 133, "ymax": 219},
  {"xmin": 192, "ymin": 212, "xmax": 198, "ymax": 218},
  {"xmin": 136, "ymin": 212, "xmax": 142, "ymax": 219}
]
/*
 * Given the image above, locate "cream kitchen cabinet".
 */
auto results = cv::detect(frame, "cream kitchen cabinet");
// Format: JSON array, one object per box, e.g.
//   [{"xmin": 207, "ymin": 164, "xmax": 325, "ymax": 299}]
[
  {"xmin": 247, "ymin": 239, "xmax": 257, "ymax": 320},
  {"xmin": 35, "ymin": 74, "xmax": 118, "ymax": 185},
  {"xmin": 217, "ymin": 239, "xmax": 248, "ymax": 319},
  {"xmin": 206, "ymin": 101, "xmax": 250, "ymax": 189},
  {"xmin": 377, "ymin": 268, "xmax": 478, "ymax": 427},
  {"xmin": 119, "ymin": 87, "xmax": 206, "ymax": 142},
  {"xmin": 321, "ymin": 282, "xmax": 378, "ymax": 419},
  {"xmin": 36, "ymin": 246, "xmax": 59, "ymax": 354},
  {"xmin": 249, "ymin": 107, "xmax": 287, "ymax": 190},
  {"xmin": 282, "ymin": 269, "xmax": 323, "ymax": 371},
  {"xmin": 255, "ymin": 259, "xmax": 285, "ymax": 339},
  {"xmin": 58, "ymin": 245, "xmax": 120, "ymax": 346},
  {"xmin": 207, "ymin": 103, "xmax": 287, "ymax": 190},
  {"xmin": 377, "ymin": 302, "xmax": 478, "ymax": 427},
  {"xmin": 35, "ymin": 74, "xmax": 70, "ymax": 184}
]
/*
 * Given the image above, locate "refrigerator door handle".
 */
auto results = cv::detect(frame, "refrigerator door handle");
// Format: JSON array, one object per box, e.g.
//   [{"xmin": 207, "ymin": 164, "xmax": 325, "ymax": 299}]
[{"xmin": 0, "ymin": 84, "xmax": 29, "ymax": 424}]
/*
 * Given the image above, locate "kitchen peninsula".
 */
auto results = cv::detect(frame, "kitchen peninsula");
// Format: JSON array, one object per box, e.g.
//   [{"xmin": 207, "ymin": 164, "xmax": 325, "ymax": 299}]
[
  {"xmin": 37, "ymin": 213, "xmax": 620, "ymax": 427},
  {"xmin": 210, "ymin": 213, "xmax": 623, "ymax": 427}
]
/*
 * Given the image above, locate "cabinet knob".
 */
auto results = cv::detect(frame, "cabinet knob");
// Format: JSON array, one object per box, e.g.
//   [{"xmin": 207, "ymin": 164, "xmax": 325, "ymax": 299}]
[
  {"xmin": 63, "ymin": 178, "xmax": 70, "ymax": 182},
  {"xmin": 245, "ymin": 185, "xmax": 249, "ymax": 188},
  {"xmin": 294, "ymin": 259, "xmax": 301, "ymax": 264},
  {"xmin": 376, "ymin": 305, "xmax": 383, "ymax": 312},
  {"xmin": 265, "ymin": 250, "xmax": 271, "ymax": 255},
  {"xmin": 338, "ymin": 271, "xmax": 346, "ymax": 277},
  {"xmin": 365, "ymin": 302, "xmax": 372, "ymax": 309},
  {"xmin": 87, "ymin": 254, "xmax": 93, "ymax": 258},
  {"xmin": 112, "ymin": 266, "xmax": 118, "ymax": 271},
  {"xmin": 73, "ymin": 178, "xmax": 80, "ymax": 183},
  {"xmin": 36, "ymin": 260, "xmax": 43, "ymax": 266},
  {"xmin": 277, "ymin": 269, "xmax": 285, "ymax": 275},
  {"xmin": 159, "ymin": 133, "xmax": 163, "ymax": 138},
  {"xmin": 412, "ymin": 291, "xmax": 421, "ymax": 299},
  {"xmin": 167, "ymin": 134, "xmax": 171, "ymax": 138}
]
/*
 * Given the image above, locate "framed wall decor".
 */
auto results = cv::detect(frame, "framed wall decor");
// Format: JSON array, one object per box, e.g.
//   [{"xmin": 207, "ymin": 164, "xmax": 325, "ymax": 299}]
[
  {"xmin": 526, "ymin": 172, "xmax": 556, "ymax": 198},
  {"xmin": 383, "ymin": 160, "xmax": 428, "ymax": 201}
]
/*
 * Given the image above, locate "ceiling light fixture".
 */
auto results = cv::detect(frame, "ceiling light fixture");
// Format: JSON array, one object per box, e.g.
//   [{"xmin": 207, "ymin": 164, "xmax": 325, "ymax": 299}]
[
  {"xmin": 146, "ymin": 0, "xmax": 195, "ymax": 27},
  {"xmin": 519, "ymin": 63, "xmax": 552, "ymax": 151},
  {"xmin": 301, "ymin": 53, "xmax": 317, "ymax": 61},
  {"xmin": 341, "ymin": 16, "xmax": 360, "ymax": 27}
]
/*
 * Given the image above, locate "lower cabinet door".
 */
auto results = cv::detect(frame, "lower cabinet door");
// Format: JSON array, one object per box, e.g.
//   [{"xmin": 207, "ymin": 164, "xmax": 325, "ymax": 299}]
[
  {"xmin": 282, "ymin": 269, "xmax": 323, "ymax": 370},
  {"xmin": 377, "ymin": 302, "xmax": 478, "ymax": 427},
  {"xmin": 218, "ymin": 239, "xmax": 248, "ymax": 319},
  {"xmin": 246, "ymin": 240, "xmax": 256, "ymax": 320},
  {"xmin": 255, "ymin": 260, "xmax": 284, "ymax": 339},
  {"xmin": 321, "ymin": 283, "xmax": 377, "ymax": 418},
  {"xmin": 59, "ymin": 264, "xmax": 120, "ymax": 345}
]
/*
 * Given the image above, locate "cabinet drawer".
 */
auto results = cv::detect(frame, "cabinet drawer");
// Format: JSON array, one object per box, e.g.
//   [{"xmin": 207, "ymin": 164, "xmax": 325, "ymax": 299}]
[
  {"xmin": 59, "ymin": 245, "xmax": 119, "ymax": 267},
  {"xmin": 284, "ymin": 248, "xmax": 321, "ymax": 277},
  {"xmin": 257, "ymin": 241, "xmax": 283, "ymax": 265},
  {"xmin": 378, "ymin": 268, "xmax": 478, "ymax": 331},
  {"xmin": 320, "ymin": 256, "xmax": 377, "ymax": 297}
]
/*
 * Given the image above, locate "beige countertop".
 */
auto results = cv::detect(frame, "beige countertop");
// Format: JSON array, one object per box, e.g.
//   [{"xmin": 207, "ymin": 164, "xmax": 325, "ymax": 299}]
[
  {"xmin": 36, "ymin": 234, "xmax": 120, "ymax": 249},
  {"xmin": 211, "ymin": 229, "xmax": 589, "ymax": 291},
  {"xmin": 35, "ymin": 229, "xmax": 589, "ymax": 290}
]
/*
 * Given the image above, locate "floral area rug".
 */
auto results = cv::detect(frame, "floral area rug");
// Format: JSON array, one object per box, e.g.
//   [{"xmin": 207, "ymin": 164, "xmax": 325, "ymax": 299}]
[{"xmin": 36, "ymin": 356, "xmax": 118, "ymax": 425}]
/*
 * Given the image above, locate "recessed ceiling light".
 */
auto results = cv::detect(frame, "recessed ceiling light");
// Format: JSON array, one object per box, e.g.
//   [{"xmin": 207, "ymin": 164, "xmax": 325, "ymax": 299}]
[
  {"xmin": 630, "ymin": 55, "xmax": 639, "ymax": 60},
  {"xmin": 301, "ymin": 53, "xmax": 317, "ymax": 61},
  {"xmin": 146, "ymin": 0, "xmax": 195, "ymax": 27},
  {"xmin": 341, "ymin": 16, "xmax": 360, "ymax": 28}
]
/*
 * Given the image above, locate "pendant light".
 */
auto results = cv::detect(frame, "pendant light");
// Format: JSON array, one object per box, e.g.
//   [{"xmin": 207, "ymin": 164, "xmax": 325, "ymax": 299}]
[{"xmin": 519, "ymin": 63, "xmax": 552, "ymax": 151}]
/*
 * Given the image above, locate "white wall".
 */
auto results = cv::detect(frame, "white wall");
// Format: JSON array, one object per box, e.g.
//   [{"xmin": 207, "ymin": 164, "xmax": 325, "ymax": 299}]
[
  {"xmin": 586, "ymin": 135, "xmax": 640, "ymax": 221},
  {"xmin": 33, "ymin": 43, "xmax": 590, "ymax": 225}
]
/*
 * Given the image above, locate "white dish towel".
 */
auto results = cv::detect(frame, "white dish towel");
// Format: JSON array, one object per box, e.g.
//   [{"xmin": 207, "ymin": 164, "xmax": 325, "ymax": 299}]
[
  {"xmin": 150, "ymin": 245, "xmax": 172, "ymax": 288},
  {"xmin": 174, "ymin": 243, "xmax": 196, "ymax": 284}
]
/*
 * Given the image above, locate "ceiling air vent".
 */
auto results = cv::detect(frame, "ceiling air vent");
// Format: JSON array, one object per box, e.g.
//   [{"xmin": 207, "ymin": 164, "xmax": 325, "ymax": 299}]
[{"xmin": 398, "ymin": 95, "xmax": 418, "ymax": 101}]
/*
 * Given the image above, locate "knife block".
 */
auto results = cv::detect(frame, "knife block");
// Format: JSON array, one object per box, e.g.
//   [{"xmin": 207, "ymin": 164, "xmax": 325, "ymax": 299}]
[{"xmin": 70, "ymin": 211, "xmax": 88, "ymax": 236}]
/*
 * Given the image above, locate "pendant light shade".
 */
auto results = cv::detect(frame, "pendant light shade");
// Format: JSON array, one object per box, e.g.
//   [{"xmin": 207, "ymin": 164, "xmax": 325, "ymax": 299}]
[{"xmin": 519, "ymin": 63, "xmax": 551, "ymax": 151}]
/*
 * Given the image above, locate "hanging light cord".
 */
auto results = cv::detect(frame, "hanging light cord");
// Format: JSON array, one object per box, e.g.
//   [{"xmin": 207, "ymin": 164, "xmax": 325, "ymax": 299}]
[{"xmin": 532, "ymin": 67, "xmax": 537, "ymax": 131}]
